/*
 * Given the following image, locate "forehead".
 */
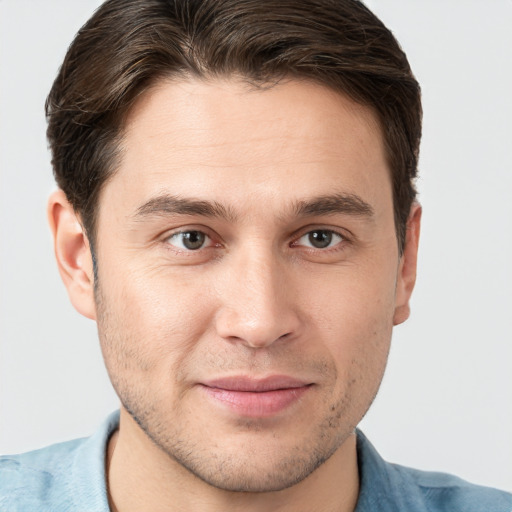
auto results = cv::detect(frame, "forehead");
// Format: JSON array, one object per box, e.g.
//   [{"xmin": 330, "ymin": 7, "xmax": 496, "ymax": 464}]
[{"xmin": 102, "ymin": 77, "xmax": 390, "ymax": 219}]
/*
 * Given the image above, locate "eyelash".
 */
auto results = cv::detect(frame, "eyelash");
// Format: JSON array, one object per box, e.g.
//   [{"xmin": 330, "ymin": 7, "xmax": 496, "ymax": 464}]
[
  {"xmin": 164, "ymin": 230, "xmax": 219, "ymax": 254},
  {"xmin": 163, "ymin": 227, "xmax": 349, "ymax": 255},
  {"xmin": 290, "ymin": 229, "xmax": 346, "ymax": 252}
]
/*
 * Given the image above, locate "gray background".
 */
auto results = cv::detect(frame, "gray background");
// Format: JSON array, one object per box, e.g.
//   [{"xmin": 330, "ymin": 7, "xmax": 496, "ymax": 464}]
[{"xmin": 1, "ymin": 0, "xmax": 511, "ymax": 493}]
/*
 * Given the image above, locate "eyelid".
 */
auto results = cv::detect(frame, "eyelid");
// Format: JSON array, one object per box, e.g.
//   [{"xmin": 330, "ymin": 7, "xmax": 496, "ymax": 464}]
[
  {"xmin": 167, "ymin": 231, "xmax": 211, "ymax": 250},
  {"xmin": 158, "ymin": 224, "xmax": 351, "ymax": 255},
  {"xmin": 162, "ymin": 226, "xmax": 222, "ymax": 252},
  {"xmin": 290, "ymin": 225, "xmax": 351, "ymax": 245},
  {"xmin": 298, "ymin": 230, "xmax": 343, "ymax": 247}
]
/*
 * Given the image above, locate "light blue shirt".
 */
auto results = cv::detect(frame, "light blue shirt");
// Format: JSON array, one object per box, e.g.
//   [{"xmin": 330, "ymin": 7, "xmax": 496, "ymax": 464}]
[{"xmin": 1, "ymin": 411, "xmax": 511, "ymax": 511}]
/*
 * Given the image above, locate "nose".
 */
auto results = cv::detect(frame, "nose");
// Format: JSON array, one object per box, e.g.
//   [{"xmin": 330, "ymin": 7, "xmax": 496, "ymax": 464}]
[{"xmin": 214, "ymin": 250, "xmax": 301, "ymax": 349}]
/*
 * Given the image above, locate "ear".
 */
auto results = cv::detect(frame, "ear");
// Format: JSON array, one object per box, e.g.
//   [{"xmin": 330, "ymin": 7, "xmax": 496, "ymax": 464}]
[
  {"xmin": 393, "ymin": 203, "xmax": 422, "ymax": 326},
  {"xmin": 47, "ymin": 189, "xmax": 96, "ymax": 320}
]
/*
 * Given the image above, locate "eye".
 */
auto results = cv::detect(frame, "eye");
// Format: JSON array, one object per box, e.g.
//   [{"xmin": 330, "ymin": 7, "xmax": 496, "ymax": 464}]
[
  {"xmin": 167, "ymin": 230, "xmax": 211, "ymax": 251},
  {"xmin": 295, "ymin": 229, "xmax": 344, "ymax": 249}
]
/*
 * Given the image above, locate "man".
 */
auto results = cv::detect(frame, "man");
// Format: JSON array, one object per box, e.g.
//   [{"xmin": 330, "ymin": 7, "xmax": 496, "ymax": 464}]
[{"xmin": 0, "ymin": 0, "xmax": 510, "ymax": 510}]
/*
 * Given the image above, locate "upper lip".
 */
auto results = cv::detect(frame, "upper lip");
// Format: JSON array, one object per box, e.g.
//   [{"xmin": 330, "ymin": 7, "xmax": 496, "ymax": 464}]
[{"xmin": 201, "ymin": 375, "xmax": 311, "ymax": 392}]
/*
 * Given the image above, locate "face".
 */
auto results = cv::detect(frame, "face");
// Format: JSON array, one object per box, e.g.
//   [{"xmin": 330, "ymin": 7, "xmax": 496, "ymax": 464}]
[{"xmin": 89, "ymin": 78, "xmax": 416, "ymax": 492}]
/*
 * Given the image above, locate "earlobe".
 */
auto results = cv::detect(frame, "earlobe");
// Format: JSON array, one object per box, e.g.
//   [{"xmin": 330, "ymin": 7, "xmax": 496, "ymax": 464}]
[
  {"xmin": 47, "ymin": 189, "xmax": 97, "ymax": 320},
  {"xmin": 393, "ymin": 203, "xmax": 422, "ymax": 326}
]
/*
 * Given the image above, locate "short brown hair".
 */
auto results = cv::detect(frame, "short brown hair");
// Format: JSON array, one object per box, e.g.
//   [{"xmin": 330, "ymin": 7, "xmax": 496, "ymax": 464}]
[{"xmin": 46, "ymin": 0, "xmax": 421, "ymax": 251}]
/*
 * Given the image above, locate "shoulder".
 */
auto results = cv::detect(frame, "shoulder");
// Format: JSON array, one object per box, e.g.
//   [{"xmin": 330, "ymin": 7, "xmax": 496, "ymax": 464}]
[
  {"xmin": 0, "ymin": 437, "xmax": 85, "ymax": 510},
  {"xmin": 391, "ymin": 463, "xmax": 512, "ymax": 512},
  {"xmin": 401, "ymin": 465, "xmax": 512, "ymax": 511},
  {"xmin": 356, "ymin": 430, "xmax": 512, "ymax": 512},
  {"xmin": 0, "ymin": 412, "xmax": 117, "ymax": 511}
]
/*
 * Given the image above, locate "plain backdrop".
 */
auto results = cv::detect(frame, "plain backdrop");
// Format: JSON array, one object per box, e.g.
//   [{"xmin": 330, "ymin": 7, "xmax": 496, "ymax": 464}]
[{"xmin": 1, "ymin": 0, "xmax": 511, "ymax": 494}]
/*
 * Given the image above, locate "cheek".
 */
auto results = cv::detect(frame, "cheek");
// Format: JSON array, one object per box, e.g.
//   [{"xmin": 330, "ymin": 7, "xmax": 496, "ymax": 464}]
[
  {"xmin": 304, "ymin": 261, "xmax": 396, "ymax": 378},
  {"xmin": 320, "ymin": 294, "xmax": 393, "ymax": 386},
  {"xmin": 307, "ymin": 259, "xmax": 397, "ymax": 334},
  {"xmin": 96, "ymin": 266, "xmax": 216, "ymax": 375}
]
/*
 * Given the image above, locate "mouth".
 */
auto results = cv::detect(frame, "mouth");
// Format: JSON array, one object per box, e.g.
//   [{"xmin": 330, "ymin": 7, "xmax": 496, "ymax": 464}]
[{"xmin": 199, "ymin": 376, "xmax": 313, "ymax": 417}]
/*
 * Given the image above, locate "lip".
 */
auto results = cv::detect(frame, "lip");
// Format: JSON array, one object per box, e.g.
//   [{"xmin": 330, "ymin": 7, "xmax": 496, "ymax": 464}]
[{"xmin": 199, "ymin": 376, "xmax": 312, "ymax": 417}]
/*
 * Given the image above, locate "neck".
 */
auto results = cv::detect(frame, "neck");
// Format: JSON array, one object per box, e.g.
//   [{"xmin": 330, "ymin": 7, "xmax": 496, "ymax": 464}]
[{"xmin": 107, "ymin": 408, "xmax": 359, "ymax": 512}]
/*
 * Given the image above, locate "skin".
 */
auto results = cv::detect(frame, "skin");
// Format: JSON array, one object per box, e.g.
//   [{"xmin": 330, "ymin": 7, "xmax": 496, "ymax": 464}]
[{"xmin": 49, "ymin": 78, "xmax": 421, "ymax": 512}]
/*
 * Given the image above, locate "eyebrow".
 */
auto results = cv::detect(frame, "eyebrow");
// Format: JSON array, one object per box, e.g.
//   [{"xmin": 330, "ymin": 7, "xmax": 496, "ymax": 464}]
[
  {"xmin": 134, "ymin": 194, "xmax": 237, "ymax": 222},
  {"xmin": 292, "ymin": 193, "xmax": 374, "ymax": 219},
  {"xmin": 133, "ymin": 192, "xmax": 374, "ymax": 222}
]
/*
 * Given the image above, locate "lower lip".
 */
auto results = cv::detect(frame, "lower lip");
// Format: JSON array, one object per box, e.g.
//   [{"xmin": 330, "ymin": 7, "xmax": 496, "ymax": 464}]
[{"xmin": 200, "ymin": 385, "xmax": 311, "ymax": 417}]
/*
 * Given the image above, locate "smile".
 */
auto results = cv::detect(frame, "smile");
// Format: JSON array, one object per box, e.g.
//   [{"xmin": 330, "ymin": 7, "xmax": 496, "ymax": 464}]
[{"xmin": 199, "ymin": 376, "xmax": 313, "ymax": 417}]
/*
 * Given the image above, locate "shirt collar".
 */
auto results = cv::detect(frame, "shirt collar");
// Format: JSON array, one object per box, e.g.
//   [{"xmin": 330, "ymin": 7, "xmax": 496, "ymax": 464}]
[
  {"xmin": 67, "ymin": 413, "xmax": 429, "ymax": 511},
  {"xmin": 354, "ymin": 429, "xmax": 429, "ymax": 512},
  {"xmin": 68, "ymin": 409, "xmax": 120, "ymax": 511}
]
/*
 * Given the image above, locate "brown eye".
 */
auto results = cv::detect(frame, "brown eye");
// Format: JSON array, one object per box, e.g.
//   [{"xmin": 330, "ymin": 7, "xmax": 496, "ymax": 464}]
[
  {"xmin": 168, "ymin": 231, "xmax": 208, "ymax": 250},
  {"xmin": 296, "ymin": 230, "xmax": 343, "ymax": 249},
  {"xmin": 308, "ymin": 230, "xmax": 332, "ymax": 248}
]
